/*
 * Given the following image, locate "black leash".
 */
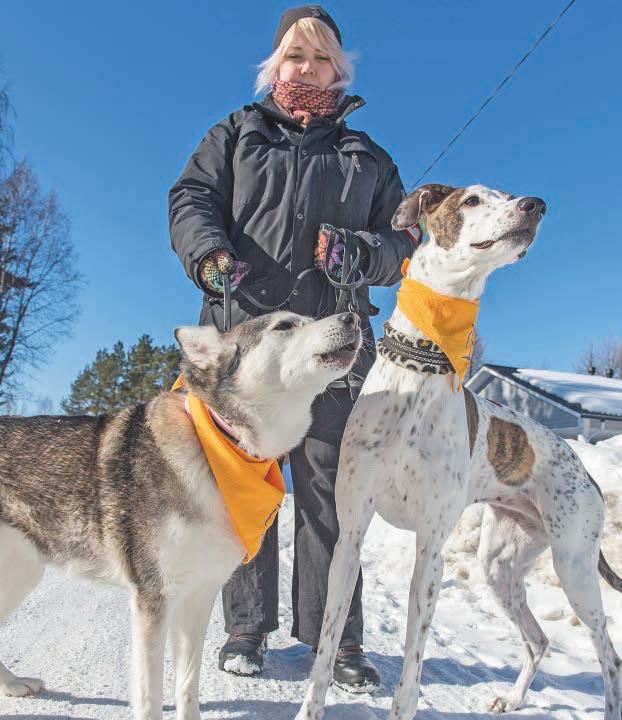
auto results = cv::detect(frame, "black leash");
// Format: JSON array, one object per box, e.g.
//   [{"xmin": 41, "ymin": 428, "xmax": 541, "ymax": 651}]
[
  {"xmin": 224, "ymin": 228, "xmax": 365, "ymax": 323},
  {"xmin": 222, "ymin": 274, "xmax": 232, "ymax": 332},
  {"xmin": 236, "ymin": 267, "xmax": 317, "ymax": 315}
]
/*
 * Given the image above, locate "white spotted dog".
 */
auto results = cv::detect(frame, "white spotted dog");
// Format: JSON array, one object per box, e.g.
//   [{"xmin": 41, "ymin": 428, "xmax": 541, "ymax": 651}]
[{"xmin": 296, "ymin": 184, "xmax": 622, "ymax": 720}]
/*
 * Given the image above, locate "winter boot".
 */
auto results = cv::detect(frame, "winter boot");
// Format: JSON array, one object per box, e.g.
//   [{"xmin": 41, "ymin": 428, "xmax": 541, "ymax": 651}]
[
  {"xmin": 332, "ymin": 644, "xmax": 381, "ymax": 693},
  {"xmin": 218, "ymin": 632, "xmax": 268, "ymax": 675}
]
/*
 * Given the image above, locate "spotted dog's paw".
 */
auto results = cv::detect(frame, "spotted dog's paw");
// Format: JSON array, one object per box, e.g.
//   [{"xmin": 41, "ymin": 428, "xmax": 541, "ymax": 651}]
[
  {"xmin": 489, "ymin": 695, "xmax": 521, "ymax": 713},
  {"xmin": 0, "ymin": 675, "xmax": 46, "ymax": 697}
]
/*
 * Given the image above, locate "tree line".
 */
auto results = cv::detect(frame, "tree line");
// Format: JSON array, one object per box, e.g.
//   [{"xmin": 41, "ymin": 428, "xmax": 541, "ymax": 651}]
[{"xmin": 62, "ymin": 335, "xmax": 181, "ymax": 415}]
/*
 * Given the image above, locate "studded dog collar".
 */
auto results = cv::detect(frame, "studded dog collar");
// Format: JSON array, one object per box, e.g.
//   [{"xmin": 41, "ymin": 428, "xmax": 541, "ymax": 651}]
[{"xmin": 377, "ymin": 322, "xmax": 454, "ymax": 376}]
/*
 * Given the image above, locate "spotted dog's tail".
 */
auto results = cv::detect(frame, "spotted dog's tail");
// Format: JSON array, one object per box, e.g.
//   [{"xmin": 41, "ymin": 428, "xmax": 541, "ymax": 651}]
[
  {"xmin": 599, "ymin": 552, "xmax": 622, "ymax": 593},
  {"xmin": 586, "ymin": 474, "xmax": 622, "ymax": 592}
]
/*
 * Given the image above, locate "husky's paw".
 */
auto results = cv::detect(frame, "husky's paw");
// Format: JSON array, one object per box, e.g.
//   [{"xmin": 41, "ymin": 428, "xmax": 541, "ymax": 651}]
[
  {"xmin": 489, "ymin": 695, "xmax": 519, "ymax": 713},
  {"xmin": 0, "ymin": 675, "xmax": 46, "ymax": 697}
]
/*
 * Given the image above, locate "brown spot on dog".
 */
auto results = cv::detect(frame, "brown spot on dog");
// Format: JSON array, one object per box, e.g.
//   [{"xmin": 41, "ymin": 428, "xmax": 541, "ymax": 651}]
[
  {"xmin": 464, "ymin": 388, "xmax": 479, "ymax": 457},
  {"xmin": 427, "ymin": 189, "xmax": 466, "ymax": 249},
  {"xmin": 487, "ymin": 416, "xmax": 535, "ymax": 486}
]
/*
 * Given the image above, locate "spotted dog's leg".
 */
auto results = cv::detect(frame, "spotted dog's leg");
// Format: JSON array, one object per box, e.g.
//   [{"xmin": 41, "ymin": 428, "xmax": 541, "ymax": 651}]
[
  {"xmin": 295, "ymin": 454, "xmax": 377, "ymax": 720},
  {"xmin": 388, "ymin": 512, "xmax": 461, "ymax": 720},
  {"xmin": 551, "ymin": 527, "xmax": 622, "ymax": 719},
  {"xmin": 478, "ymin": 505, "xmax": 549, "ymax": 713}
]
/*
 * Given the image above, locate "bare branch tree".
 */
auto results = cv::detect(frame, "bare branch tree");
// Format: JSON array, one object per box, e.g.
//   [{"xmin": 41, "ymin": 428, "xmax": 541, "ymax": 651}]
[
  {"xmin": 0, "ymin": 161, "xmax": 81, "ymax": 407},
  {"xmin": 577, "ymin": 339, "xmax": 622, "ymax": 378},
  {"xmin": 577, "ymin": 342, "xmax": 596, "ymax": 375},
  {"xmin": 0, "ymin": 83, "xmax": 13, "ymax": 176}
]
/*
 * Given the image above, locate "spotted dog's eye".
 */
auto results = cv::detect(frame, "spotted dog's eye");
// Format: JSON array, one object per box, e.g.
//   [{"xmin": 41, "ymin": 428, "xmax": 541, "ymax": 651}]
[
  {"xmin": 273, "ymin": 320, "xmax": 296, "ymax": 332},
  {"xmin": 464, "ymin": 196, "xmax": 480, "ymax": 207}
]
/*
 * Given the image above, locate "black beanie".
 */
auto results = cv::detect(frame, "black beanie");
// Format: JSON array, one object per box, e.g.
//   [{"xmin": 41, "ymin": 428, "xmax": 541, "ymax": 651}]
[{"xmin": 273, "ymin": 5, "xmax": 342, "ymax": 50}]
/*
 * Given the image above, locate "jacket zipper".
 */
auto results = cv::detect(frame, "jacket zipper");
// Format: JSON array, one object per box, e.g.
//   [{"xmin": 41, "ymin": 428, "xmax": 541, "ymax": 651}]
[{"xmin": 340, "ymin": 152, "xmax": 361, "ymax": 203}]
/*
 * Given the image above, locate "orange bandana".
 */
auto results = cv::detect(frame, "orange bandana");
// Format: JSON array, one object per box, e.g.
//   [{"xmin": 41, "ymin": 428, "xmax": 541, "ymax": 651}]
[
  {"xmin": 397, "ymin": 258, "xmax": 479, "ymax": 389},
  {"xmin": 172, "ymin": 376, "xmax": 285, "ymax": 563}
]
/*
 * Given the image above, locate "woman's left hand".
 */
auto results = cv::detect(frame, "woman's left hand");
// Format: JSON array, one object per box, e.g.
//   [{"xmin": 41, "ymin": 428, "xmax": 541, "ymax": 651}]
[{"xmin": 314, "ymin": 223, "xmax": 346, "ymax": 280}]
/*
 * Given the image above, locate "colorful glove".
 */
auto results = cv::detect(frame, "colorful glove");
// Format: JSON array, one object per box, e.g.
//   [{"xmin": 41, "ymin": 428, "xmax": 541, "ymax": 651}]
[
  {"xmin": 314, "ymin": 223, "xmax": 346, "ymax": 280},
  {"xmin": 198, "ymin": 249, "xmax": 251, "ymax": 293}
]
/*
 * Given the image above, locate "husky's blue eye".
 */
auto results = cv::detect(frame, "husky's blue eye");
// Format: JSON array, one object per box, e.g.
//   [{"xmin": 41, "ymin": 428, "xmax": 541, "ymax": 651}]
[{"xmin": 273, "ymin": 320, "xmax": 296, "ymax": 332}]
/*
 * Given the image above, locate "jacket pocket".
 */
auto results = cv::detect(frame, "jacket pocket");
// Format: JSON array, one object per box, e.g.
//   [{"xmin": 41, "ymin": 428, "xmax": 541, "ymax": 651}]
[{"xmin": 333, "ymin": 142, "xmax": 378, "ymax": 222}]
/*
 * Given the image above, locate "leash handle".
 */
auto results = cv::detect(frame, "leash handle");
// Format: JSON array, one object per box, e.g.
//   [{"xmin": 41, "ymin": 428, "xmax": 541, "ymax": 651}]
[
  {"xmin": 325, "ymin": 228, "xmax": 366, "ymax": 315},
  {"xmin": 323, "ymin": 229, "xmax": 366, "ymax": 294}
]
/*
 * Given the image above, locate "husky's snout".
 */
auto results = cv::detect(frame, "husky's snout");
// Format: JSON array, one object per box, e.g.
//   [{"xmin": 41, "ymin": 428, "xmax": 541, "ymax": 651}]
[
  {"xmin": 336, "ymin": 311, "xmax": 360, "ymax": 331},
  {"xmin": 315, "ymin": 312, "xmax": 362, "ymax": 369}
]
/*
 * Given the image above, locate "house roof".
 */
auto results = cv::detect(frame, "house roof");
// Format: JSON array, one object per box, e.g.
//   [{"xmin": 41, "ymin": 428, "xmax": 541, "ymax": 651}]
[{"xmin": 467, "ymin": 364, "xmax": 622, "ymax": 420}]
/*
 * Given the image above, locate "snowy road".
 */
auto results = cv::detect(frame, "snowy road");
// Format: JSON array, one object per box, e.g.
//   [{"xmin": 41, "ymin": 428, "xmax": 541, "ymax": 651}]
[{"xmin": 1, "ymin": 437, "xmax": 621, "ymax": 719}]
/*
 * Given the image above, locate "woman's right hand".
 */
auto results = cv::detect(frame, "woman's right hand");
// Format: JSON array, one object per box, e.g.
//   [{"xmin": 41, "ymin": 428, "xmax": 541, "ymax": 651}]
[
  {"xmin": 314, "ymin": 223, "xmax": 346, "ymax": 280},
  {"xmin": 199, "ymin": 249, "xmax": 251, "ymax": 293}
]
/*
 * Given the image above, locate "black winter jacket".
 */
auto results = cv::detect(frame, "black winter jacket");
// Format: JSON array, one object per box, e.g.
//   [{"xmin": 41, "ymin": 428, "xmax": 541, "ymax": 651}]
[{"xmin": 169, "ymin": 94, "xmax": 412, "ymax": 375}]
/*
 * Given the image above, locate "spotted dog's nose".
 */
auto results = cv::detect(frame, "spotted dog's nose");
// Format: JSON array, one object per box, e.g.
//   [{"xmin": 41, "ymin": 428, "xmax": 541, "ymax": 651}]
[
  {"xmin": 337, "ymin": 312, "xmax": 360, "ymax": 330},
  {"xmin": 518, "ymin": 197, "xmax": 547, "ymax": 218}
]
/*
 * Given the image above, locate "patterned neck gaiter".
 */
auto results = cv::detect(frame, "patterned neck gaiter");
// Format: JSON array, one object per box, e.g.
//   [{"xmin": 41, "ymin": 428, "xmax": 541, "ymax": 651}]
[{"xmin": 272, "ymin": 79, "xmax": 342, "ymax": 127}]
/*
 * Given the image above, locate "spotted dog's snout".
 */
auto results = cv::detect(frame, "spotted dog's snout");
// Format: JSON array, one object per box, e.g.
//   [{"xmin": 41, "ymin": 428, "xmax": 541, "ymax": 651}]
[{"xmin": 518, "ymin": 197, "xmax": 547, "ymax": 219}]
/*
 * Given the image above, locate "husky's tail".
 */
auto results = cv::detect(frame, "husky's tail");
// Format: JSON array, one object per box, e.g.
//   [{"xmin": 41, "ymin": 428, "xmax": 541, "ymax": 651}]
[{"xmin": 599, "ymin": 552, "xmax": 622, "ymax": 593}]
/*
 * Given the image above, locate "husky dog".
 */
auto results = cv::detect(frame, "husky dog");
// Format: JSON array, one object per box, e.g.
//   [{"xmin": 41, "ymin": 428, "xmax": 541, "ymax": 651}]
[
  {"xmin": 297, "ymin": 186, "xmax": 622, "ymax": 720},
  {"xmin": 0, "ymin": 310, "xmax": 361, "ymax": 720}
]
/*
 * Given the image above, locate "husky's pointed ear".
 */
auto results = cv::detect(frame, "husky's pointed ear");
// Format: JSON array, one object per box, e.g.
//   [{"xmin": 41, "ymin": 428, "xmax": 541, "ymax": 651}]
[
  {"xmin": 174, "ymin": 325, "xmax": 224, "ymax": 370},
  {"xmin": 391, "ymin": 184, "xmax": 456, "ymax": 230}
]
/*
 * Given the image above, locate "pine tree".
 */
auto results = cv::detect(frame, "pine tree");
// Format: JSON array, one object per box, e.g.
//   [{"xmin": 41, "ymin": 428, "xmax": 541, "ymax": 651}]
[
  {"xmin": 62, "ymin": 342, "xmax": 126, "ymax": 415},
  {"xmin": 121, "ymin": 334, "xmax": 159, "ymax": 404},
  {"xmin": 121, "ymin": 335, "xmax": 180, "ymax": 404},
  {"xmin": 62, "ymin": 336, "xmax": 181, "ymax": 415}
]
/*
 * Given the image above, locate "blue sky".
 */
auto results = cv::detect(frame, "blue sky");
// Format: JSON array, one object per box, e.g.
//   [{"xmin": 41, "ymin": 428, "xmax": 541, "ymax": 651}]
[{"xmin": 2, "ymin": 0, "xmax": 621, "ymax": 410}]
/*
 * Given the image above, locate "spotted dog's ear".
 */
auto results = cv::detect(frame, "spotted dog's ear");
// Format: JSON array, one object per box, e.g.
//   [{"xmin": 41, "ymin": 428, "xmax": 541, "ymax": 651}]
[{"xmin": 391, "ymin": 184, "xmax": 456, "ymax": 230}]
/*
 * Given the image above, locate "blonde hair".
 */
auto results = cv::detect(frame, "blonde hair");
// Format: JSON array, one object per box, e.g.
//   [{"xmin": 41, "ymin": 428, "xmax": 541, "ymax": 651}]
[{"xmin": 255, "ymin": 17, "xmax": 355, "ymax": 95}]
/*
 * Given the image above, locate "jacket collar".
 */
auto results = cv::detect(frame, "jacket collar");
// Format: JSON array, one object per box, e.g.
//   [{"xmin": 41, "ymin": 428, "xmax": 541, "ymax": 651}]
[{"xmin": 250, "ymin": 93, "xmax": 366, "ymax": 131}]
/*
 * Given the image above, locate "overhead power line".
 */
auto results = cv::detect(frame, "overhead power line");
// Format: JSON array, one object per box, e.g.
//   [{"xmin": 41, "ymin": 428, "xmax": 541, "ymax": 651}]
[{"xmin": 411, "ymin": 0, "xmax": 578, "ymax": 188}]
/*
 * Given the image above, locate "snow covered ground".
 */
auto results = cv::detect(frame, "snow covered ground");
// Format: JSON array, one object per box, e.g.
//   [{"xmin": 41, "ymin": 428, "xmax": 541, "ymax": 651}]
[{"xmin": 2, "ymin": 436, "xmax": 622, "ymax": 719}]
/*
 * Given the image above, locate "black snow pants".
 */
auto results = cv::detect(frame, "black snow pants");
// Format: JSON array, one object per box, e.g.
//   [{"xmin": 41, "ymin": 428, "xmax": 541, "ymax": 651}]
[{"xmin": 221, "ymin": 387, "xmax": 364, "ymax": 646}]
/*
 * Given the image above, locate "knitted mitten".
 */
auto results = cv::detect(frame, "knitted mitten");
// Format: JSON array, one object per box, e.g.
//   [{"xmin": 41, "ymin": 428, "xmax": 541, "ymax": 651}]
[
  {"xmin": 199, "ymin": 249, "xmax": 250, "ymax": 293},
  {"xmin": 314, "ymin": 223, "xmax": 346, "ymax": 280}
]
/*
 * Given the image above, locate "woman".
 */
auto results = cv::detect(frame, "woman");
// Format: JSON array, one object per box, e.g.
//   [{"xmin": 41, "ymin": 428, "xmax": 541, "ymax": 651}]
[{"xmin": 169, "ymin": 5, "xmax": 417, "ymax": 691}]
